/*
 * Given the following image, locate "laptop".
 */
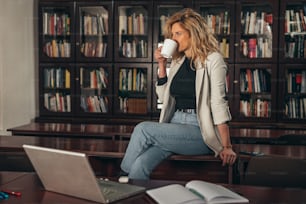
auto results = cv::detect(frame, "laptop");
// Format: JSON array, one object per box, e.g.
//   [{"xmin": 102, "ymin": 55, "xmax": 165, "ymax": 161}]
[{"xmin": 23, "ymin": 144, "xmax": 145, "ymax": 203}]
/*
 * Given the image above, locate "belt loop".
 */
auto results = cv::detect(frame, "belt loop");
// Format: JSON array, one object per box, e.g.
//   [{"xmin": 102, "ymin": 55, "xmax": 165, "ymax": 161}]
[{"xmin": 177, "ymin": 109, "xmax": 196, "ymax": 113}]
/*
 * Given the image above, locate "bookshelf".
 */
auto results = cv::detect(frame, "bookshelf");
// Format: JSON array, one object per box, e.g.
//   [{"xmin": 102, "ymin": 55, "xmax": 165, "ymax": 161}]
[
  {"xmin": 114, "ymin": 1, "xmax": 152, "ymax": 63},
  {"xmin": 234, "ymin": 64, "xmax": 277, "ymax": 121},
  {"xmin": 36, "ymin": 0, "xmax": 306, "ymax": 127},
  {"xmin": 235, "ymin": 0, "xmax": 279, "ymax": 64},
  {"xmin": 38, "ymin": 1, "xmax": 75, "ymax": 117},
  {"xmin": 76, "ymin": 2, "xmax": 113, "ymax": 62},
  {"xmin": 77, "ymin": 64, "xmax": 112, "ymax": 115},
  {"xmin": 232, "ymin": 0, "xmax": 279, "ymax": 123},
  {"xmin": 279, "ymin": 0, "xmax": 306, "ymax": 123},
  {"xmin": 195, "ymin": 0, "xmax": 235, "ymax": 63},
  {"xmin": 114, "ymin": 63, "xmax": 152, "ymax": 115}
]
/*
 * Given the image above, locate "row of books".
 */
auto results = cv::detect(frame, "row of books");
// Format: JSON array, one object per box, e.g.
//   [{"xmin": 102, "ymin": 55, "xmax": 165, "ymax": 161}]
[
  {"xmin": 118, "ymin": 97, "xmax": 147, "ymax": 114},
  {"xmin": 119, "ymin": 12, "xmax": 146, "ymax": 35},
  {"xmin": 43, "ymin": 40, "xmax": 71, "ymax": 58},
  {"xmin": 241, "ymin": 11, "xmax": 273, "ymax": 35},
  {"xmin": 285, "ymin": 97, "xmax": 306, "ymax": 119},
  {"xmin": 80, "ymin": 95, "xmax": 108, "ymax": 113},
  {"xmin": 82, "ymin": 13, "xmax": 109, "ymax": 35},
  {"xmin": 44, "ymin": 92, "xmax": 71, "ymax": 112},
  {"xmin": 44, "ymin": 68, "xmax": 70, "ymax": 89},
  {"xmin": 119, "ymin": 68, "xmax": 147, "ymax": 92},
  {"xmin": 240, "ymin": 68, "xmax": 271, "ymax": 93},
  {"xmin": 80, "ymin": 67, "xmax": 108, "ymax": 89},
  {"xmin": 285, "ymin": 8, "xmax": 306, "ymax": 33},
  {"xmin": 240, "ymin": 37, "xmax": 272, "ymax": 58},
  {"xmin": 287, "ymin": 71, "xmax": 306, "ymax": 93},
  {"xmin": 285, "ymin": 35, "xmax": 306, "ymax": 58},
  {"xmin": 43, "ymin": 12, "xmax": 71, "ymax": 36},
  {"xmin": 240, "ymin": 98, "xmax": 271, "ymax": 118},
  {"xmin": 120, "ymin": 40, "xmax": 147, "ymax": 58},
  {"xmin": 201, "ymin": 11, "xmax": 230, "ymax": 35},
  {"xmin": 80, "ymin": 41, "xmax": 107, "ymax": 58}
]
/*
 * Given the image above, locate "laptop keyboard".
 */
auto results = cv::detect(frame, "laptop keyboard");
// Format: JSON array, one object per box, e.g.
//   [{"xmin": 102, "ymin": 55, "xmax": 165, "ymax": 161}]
[
  {"xmin": 98, "ymin": 179, "xmax": 120, "ymax": 196},
  {"xmin": 98, "ymin": 180, "xmax": 120, "ymax": 196},
  {"xmin": 96, "ymin": 178, "xmax": 145, "ymax": 203}
]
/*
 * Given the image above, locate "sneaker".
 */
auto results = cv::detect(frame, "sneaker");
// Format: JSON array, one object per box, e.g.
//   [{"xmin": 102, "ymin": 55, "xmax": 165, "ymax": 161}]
[
  {"xmin": 118, "ymin": 175, "xmax": 129, "ymax": 183},
  {"xmin": 117, "ymin": 170, "xmax": 129, "ymax": 183}
]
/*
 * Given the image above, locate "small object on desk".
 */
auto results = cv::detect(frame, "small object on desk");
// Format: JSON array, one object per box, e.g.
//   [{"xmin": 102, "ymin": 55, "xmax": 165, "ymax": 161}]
[
  {"xmin": 118, "ymin": 176, "xmax": 129, "ymax": 184},
  {"xmin": 239, "ymin": 151, "xmax": 264, "ymax": 156},
  {"xmin": 146, "ymin": 180, "xmax": 249, "ymax": 204},
  {"xmin": 0, "ymin": 191, "xmax": 9, "ymax": 199},
  {"xmin": 1, "ymin": 190, "xmax": 21, "ymax": 197}
]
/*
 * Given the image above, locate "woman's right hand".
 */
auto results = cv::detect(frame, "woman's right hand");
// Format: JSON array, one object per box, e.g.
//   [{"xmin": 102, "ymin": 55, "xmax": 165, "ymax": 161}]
[
  {"xmin": 154, "ymin": 46, "xmax": 164, "ymax": 60},
  {"xmin": 154, "ymin": 46, "xmax": 167, "ymax": 77}
]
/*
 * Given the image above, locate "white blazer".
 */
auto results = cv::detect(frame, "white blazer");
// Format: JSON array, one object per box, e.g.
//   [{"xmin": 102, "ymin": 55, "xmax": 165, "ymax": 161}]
[{"xmin": 156, "ymin": 52, "xmax": 232, "ymax": 155}]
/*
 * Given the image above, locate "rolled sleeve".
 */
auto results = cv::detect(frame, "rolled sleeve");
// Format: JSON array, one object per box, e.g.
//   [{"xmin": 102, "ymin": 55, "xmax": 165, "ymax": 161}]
[
  {"xmin": 157, "ymin": 76, "xmax": 168, "ymax": 85},
  {"xmin": 209, "ymin": 53, "xmax": 232, "ymax": 124}
]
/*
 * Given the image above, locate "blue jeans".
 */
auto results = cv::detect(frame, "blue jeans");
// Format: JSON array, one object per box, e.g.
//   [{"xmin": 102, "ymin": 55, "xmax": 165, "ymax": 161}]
[{"xmin": 120, "ymin": 110, "xmax": 212, "ymax": 179}]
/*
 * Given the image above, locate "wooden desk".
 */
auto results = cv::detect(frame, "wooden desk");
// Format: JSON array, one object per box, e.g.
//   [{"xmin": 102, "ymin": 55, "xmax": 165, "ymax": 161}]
[
  {"xmin": 8, "ymin": 122, "xmax": 306, "ymax": 145},
  {"xmin": 0, "ymin": 171, "xmax": 28, "ymax": 186},
  {"xmin": 7, "ymin": 123, "xmax": 134, "ymax": 138},
  {"xmin": 1, "ymin": 135, "xmax": 305, "ymax": 185},
  {"xmin": 0, "ymin": 172, "xmax": 305, "ymax": 204},
  {"xmin": 230, "ymin": 128, "xmax": 306, "ymax": 145},
  {"xmin": 233, "ymin": 144, "xmax": 306, "ymax": 186},
  {"xmin": 235, "ymin": 143, "xmax": 306, "ymax": 159},
  {"xmin": 0, "ymin": 136, "xmax": 231, "ymax": 183}
]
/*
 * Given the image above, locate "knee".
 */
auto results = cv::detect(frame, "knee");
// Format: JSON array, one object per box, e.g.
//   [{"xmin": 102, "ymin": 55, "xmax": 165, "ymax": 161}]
[
  {"xmin": 132, "ymin": 121, "xmax": 152, "ymax": 136},
  {"xmin": 134, "ymin": 121, "xmax": 151, "ymax": 131}
]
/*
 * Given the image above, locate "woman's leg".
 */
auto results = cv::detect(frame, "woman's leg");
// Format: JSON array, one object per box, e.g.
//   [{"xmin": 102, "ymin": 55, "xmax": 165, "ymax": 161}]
[{"xmin": 120, "ymin": 112, "xmax": 211, "ymax": 179}]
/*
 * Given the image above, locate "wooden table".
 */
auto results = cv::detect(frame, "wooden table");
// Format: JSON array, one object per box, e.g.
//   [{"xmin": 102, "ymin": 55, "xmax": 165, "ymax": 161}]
[
  {"xmin": 1, "ymin": 135, "xmax": 305, "ymax": 185},
  {"xmin": 0, "ymin": 171, "xmax": 28, "ymax": 186},
  {"xmin": 236, "ymin": 143, "xmax": 306, "ymax": 159},
  {"xmin": 7, "ymin": 123, "xmax": 134, "ymax": 138},
  {"xmin": 230, "ymin": 128, "xmax": 306, "ymax": 144},
  {"xmin": 0, "ymin": 135, "xmax": 231, "ymax": 183},
  {"xmin": 0, "ymin": 172, "xmax": 305, "ymax": 204},
  {"xmin": 2, "ymin": 135, "xmax": 305, "ymax": 159},
  {"xmin": 8, "ymin": 122, "xmax": 306, "ymax": 145}
]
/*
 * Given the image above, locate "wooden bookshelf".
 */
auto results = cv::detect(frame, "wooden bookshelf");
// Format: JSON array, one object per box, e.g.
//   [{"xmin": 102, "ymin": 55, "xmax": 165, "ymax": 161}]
[{"xmin": 35, "ymin": 0, "xmax": 306, "ymax": 128}]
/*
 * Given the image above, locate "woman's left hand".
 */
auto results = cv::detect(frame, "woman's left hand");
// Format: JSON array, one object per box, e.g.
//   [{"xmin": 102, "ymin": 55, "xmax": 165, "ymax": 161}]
[{"xmin": 219, "ymin": 148, "xmax": 236, "ymax": 166}]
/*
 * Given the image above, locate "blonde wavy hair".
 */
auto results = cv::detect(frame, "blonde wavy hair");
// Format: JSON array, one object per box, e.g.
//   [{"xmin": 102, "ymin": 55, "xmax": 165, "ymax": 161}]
[{"xmin": 163, "ymin": 8, "xmax": 220, "ymax": 63}]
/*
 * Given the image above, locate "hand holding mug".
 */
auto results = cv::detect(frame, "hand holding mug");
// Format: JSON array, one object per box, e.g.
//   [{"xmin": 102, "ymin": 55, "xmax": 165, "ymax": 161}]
[{"xmin": 160, "ymin": 39, "xmax": 178, "ymax": 58}]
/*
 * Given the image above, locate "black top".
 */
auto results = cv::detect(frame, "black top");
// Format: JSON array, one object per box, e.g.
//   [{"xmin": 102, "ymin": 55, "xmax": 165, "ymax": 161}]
[
  {"xmin": 157, "ymin": 58, "xmax": 196, "ymax": 109},
  {"xmin": 170, "ymin": 58, "xmax": 196, "ymax": 109}
]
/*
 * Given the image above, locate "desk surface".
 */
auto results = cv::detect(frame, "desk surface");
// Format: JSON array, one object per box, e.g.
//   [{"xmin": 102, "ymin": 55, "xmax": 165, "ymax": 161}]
[
  {"xmin": 0, "ymin": 135, "xmax": 122, "ymax": 154},
  {"xmin": 0, "ymin": 172, "xmax": 305, "ymax": 204},
  {"xmin": 8, "ymin": 122, "xmax": 306, "ymax": 144},
  {"xmin": 1, "ymin": 135, "xmax": 305, "ymax": 159},
  {"xmin": 0, "ymin": 171, "xmax": 28, "ymax": 186}
]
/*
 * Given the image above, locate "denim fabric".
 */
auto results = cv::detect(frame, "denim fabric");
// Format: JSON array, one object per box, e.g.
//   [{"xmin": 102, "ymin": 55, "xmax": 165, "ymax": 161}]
[{"xmin": 120, "ymin": 110, "xmax": 212, "ymax": 179}]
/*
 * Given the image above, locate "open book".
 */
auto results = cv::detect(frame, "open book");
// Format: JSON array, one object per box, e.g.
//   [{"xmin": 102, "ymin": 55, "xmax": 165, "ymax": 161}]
[{"xmin": 146, "ymin": 180, "xmax": 249, "ymax": 204}]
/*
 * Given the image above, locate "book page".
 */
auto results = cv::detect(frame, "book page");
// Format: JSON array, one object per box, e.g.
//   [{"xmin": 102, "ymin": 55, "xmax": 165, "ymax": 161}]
[
  {"xmin": 146, "ymin": 184, "xmax": 204, "ymax": 204},
  {"xmin": 185, "ymin": 180, "xmax": 249, "ymax": 204}
]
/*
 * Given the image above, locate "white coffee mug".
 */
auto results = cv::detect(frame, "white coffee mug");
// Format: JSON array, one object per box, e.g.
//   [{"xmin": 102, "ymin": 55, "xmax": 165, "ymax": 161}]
[{"xmin": 161, "ymin": 39, "xmax": 177, "ymax": 58}]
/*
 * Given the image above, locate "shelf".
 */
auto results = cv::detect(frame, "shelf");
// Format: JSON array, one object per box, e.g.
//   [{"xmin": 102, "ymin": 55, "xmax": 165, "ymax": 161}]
[{"xmin": 36, "ymin": 0, "xmax": 306, "ymax": 127}]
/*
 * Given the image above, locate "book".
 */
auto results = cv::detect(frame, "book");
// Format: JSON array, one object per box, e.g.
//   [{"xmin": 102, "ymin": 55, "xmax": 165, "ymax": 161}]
[
  {"xmin": 127, "ymin": 98, "xmax": 147, "ymax": 114},
  {"xmin": 146, "ymin": 180, "xmax": 249, "ymax": 204}
]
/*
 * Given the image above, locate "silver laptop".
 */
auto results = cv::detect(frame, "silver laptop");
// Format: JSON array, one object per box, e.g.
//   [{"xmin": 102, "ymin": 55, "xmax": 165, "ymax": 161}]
[{"xmin": 23, "ymin": 144, "xmax": 145, "ymax": 203}]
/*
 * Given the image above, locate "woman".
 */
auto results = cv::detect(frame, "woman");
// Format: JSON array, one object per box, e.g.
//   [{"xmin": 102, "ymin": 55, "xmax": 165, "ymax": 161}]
[{"xmin": 120, "ymin": 8, "xmax": 236, "ymax": 180}]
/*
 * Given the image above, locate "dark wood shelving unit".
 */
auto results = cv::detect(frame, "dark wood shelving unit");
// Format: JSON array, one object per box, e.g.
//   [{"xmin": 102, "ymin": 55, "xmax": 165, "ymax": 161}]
[{"xmin": 35, "ymin": 0, "xmax": 306, "ymax": 128}]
